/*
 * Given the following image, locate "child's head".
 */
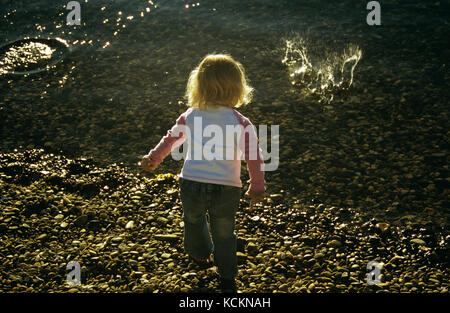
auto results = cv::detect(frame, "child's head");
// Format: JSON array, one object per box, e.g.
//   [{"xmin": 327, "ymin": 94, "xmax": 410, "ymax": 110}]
[{"xmin": 185, "ymin": 53, "xmax": 253, "ymax": 110}]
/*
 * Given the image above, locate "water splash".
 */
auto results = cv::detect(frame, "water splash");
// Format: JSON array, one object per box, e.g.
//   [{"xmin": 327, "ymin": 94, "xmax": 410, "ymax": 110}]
[{"xmin": 282, "ymin": 34, "xmax": 362, "ymax": 103}]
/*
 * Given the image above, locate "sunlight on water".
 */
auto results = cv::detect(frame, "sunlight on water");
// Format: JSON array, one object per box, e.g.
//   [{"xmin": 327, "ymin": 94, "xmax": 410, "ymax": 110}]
[
  {"xmin": 0, "ymin": 42, "xmax": 54, "ymax": 74},
  {"xmin": 0, "ymin": 38, "xmax": 69, "ymax": 75},
  {"xmin": 282, "ymin": 34, "xmax": 362, "ymax": 103}
]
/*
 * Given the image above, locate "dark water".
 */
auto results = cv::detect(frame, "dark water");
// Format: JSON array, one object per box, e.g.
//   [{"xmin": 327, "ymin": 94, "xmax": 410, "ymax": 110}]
[{"xmin": 1, "ymin": 1, "xmax": 449, "ymax": 211}]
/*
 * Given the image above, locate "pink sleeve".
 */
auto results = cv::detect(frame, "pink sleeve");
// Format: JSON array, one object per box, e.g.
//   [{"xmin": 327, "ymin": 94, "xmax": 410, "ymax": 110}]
[
  {"xmin": 232, "ymin": 110, "xmax": 265, "ymax": 193},
  {"xmin": 146, "ymin": 109, "xmax": 190, "ymax": 167}
]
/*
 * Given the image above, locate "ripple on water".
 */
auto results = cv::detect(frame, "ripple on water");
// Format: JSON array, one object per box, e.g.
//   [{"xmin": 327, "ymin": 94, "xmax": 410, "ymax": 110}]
[{"xmin": 0, "ymin": 37, "xmax": 69, "ymax": 75}]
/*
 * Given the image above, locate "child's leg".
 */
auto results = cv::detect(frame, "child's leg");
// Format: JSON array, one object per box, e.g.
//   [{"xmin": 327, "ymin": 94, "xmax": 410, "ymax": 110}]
[
  {"xmin": 208, "ymin": 186, "xmax": 241, "ymax": 280},
  {"xmin": 179, "ymin": 178, "xmax": 213, "ymax": 259}
]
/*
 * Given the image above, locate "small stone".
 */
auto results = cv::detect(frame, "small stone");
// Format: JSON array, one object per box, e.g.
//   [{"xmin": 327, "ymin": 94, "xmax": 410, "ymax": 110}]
[
  {"xmin": 247, "ymin": 242, "xmax": 258, "ymax": 254},
  {"xmin": 327, "ymin": 239, "xmax": 342, "ymax": 247},
  {"xmin": 157, "ymin": 217, "xmax": 169, "ymax": 224},
  {"xmin": 181, "ymin": 272, "xmax": 195, "ymax": 279},
  {"xmin": 279, "ymin": 283, "xmax": 289, "ymax": 292},
  {"xmin": 375, "ymin": 222, "xmax": 389, "ymax": 233},
  {"xmin": 237, "ymin": 252, "xmax": 247, "ymax": 262},
  {"xmin": 314, "ymin": 253, "xmax": 325, "ymax": 259},
  {"xmin": 112, "ymin": 236, "xmax": 123, "ymax": 243},
  {"xmin": 161, "ymin": 253, "xmax": 171, "ymax": 259},
  {"xmin": 55, "ymin": 214, "xmax": 64, "ymax": 221},
  {"xmin": 387, "ymin": 255, "xmax": 404, "ymax": 265},
  {"xmin": 125, "ymin": 221, "xmax": 134, "ymax": 229},
  {"xmin": 250, "ymin": 216, "xmax": 260, "ymax": 222},
  {"xmin": 270, "ymin": 194, "xmax": 283, "ymax": 201},
  {"xmin": 37, "ymin": 234, "xmax": 47, "ymax": 240},
  {"xmin": 411, "ymin": 239, "xmax": 426, "ymax": 246},
  {"xmin": 128, "ymin": 260, "xmax": 138, "ymax": 267},
  {"xmin": 153, "ymin": 234, "xmax": 178, "ymax": 242}
]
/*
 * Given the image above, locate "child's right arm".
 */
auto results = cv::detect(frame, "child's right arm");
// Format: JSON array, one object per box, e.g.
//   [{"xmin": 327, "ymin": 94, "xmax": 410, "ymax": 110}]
[{"xmin": 139, "ymin": 110, "xmax": 190, "ymax": 171}]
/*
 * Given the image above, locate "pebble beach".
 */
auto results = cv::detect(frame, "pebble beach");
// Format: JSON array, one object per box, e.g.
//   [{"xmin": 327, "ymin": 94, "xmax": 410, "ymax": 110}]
[
  {"xmin": 0, "ymin": 0, "xmax": 448, "ymax": 293},
  {"xmin": 0, "ymin": 149, "xmax": 448, "ymax": 293}
]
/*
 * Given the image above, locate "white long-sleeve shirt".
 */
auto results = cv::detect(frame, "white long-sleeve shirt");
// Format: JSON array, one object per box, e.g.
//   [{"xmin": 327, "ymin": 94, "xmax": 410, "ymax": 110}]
[{"xmin": 147, "ymin": 106, "xmax": 265, "ymax": 192}]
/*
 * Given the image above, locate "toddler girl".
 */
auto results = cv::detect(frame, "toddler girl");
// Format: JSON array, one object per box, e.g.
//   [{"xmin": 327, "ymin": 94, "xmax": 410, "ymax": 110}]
[{"xmin": 139, "ymin": 54, "xmax": 265, "ymax": 293}]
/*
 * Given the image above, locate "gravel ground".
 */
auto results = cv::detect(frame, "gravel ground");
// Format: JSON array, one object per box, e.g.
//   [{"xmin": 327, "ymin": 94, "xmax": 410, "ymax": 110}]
[
  {"xmin": 0, "ymin": 149, "xmax": 448, "ymax": 293},
  {"xmin": 0, "ymin": 0, "xmax": 448, "ymax": 294}
]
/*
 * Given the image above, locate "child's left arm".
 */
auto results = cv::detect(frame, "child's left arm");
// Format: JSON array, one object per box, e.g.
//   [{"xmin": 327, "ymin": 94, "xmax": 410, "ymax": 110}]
[{"xmin": 140, "ymin": 111, "xmax": 189, "ymax": 171}]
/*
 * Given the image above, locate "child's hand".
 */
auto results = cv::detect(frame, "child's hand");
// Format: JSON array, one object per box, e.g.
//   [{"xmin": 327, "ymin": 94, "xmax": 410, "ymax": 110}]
[
  {"xmin": 244, "ymin": 188, "xmax": 265, "ymax": 210},
  {"xmin": 138, "ymin": 155, "xmax": 157, "ymax": 171}
]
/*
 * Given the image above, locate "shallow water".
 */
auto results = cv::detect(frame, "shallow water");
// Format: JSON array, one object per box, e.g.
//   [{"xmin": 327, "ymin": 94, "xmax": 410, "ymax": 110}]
[{"xmin": 1, "ymin": 0, "xmax": 449, "ymax": 211}]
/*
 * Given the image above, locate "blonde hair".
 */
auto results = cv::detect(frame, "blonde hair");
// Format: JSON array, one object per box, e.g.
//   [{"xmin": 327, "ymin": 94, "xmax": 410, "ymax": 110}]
[{"xmin": 185, "ymin": 54, "xmax": 253, "ymax": 110}]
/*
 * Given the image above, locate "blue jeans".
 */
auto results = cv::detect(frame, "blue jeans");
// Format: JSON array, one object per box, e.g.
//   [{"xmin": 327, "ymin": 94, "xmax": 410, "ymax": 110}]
[{"xmin": 179, "ymin": 177, "xmax": 241, "ymax": 280}]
